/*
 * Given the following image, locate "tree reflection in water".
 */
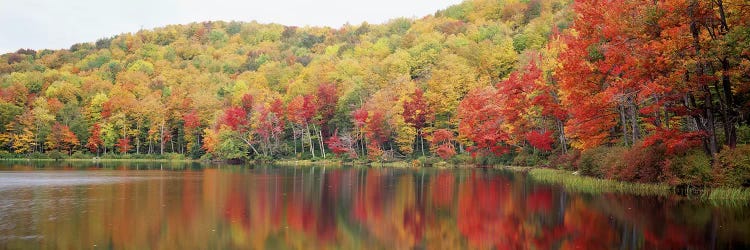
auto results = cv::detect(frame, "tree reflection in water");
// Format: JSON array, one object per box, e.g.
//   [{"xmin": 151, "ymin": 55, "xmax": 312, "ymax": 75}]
[{"xmin": 0, "ymin": 166, "xmax": 748, "ymax": 249}]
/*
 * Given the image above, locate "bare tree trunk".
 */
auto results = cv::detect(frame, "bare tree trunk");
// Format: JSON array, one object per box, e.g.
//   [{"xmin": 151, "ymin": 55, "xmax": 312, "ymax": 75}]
[
  {"xmin": 262, "ymin": 136, "xmax": 268, "ymax": 156},
  {"xmin": 136, "ymin": 122, "xmax": 141, "ymax": 154},
  {"xmin": 619, "ymin": 103, "xmax": 629, "ymax": 147},
  {"xmin": 293, "ymin": 126, "xmax": 298, "ymax": 156},
  {"xmin": 273, "ymin": 127, "xmax": 279, "ymax": 156},
  {"xmin": 419, "ymin": 132, "xmax": 425, "ymax": 156},
  {"xmin": 160, "ymin": 122, "xmax": 165, "ymax": 155},
  {"xmin": 629, "ymin": 96, "xmax": 641, "ymax": 142},
  {"xmin": 702, "ymin": 86, "xmax": 719, "ymax": 155},
  {"xmin": 362, "ymin": 130, "xmax": 368, "ymax": 157},
  {"xmin": 122, "ymin": 124, "xmax": 128, "ymax": 154},
  {"xmin": 240, "ymin": 136, "xmax": 260, "ymax": 155},
  {"xmin": 306, "ymin": 123, "xmax": 315, "ymax": 158},
  {"xmin": 715, "ymin": 0, "xmax": 729, "ymax": 32},
  {"xmin": 653, "ymin": 95, "xmax": 662, "ymax": 128},
  {"xmin": 555, "ymin": 118, "xmax": 567, "ymax": 154},
  {"xmin": 720, "ymin": 58, "xmax": 736, "ymax": 148},
  {"xmin": 689, "ymin": 4, "xmax": 718, "ymax": 155},
  {"xmin": 34, "ymin": 124, "xmax": 39, "ymax": 153},
  {"xmin": 359, "ymin": 129, "xmax": 367, "ymax": 156},
  {"xmin": 319, "ymin": 128, "xmax": 326, "ymax": 159}
]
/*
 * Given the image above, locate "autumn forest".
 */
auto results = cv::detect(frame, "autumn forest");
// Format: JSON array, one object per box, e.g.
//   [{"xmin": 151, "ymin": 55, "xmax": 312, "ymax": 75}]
[{"xmin": 1, "ymin": 0, "xmax": 749, "ymax": 187}]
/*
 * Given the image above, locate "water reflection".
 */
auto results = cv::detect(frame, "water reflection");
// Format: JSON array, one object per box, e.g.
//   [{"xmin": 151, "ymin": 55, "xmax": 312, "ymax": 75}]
[{"xmin": 0, "ymin": 165, "xmax": 748, "ymax": 249}]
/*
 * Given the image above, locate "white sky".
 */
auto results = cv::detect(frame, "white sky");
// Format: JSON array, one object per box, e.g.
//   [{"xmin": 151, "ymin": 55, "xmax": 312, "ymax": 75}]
[{"xmin": 0, "ymin": 0, "xmax": 464, "ymax": 53}]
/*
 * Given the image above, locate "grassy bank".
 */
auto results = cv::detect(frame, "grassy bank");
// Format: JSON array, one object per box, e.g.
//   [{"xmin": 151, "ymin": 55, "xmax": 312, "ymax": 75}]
[
  {"xmin": 702, "ymin": 188, "xmax": 750, "ymax": 202},
  {"xmin": 527, "ymin": 168, "xmax": 750, "ymax": 202},
  {"xmin": 528, "ymin": 168, "xmax": 671, "ymax": 196}
]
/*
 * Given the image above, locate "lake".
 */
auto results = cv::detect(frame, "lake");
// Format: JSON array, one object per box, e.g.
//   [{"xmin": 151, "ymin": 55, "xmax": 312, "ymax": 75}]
[{"xmin": 0, "ymin": 161, "xmax": 748, "ymax": 249}]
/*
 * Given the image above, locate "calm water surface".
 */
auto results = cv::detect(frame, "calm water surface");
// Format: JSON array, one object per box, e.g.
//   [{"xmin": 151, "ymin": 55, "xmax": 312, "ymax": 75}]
[{"xmin": 0, "ymin": 162, "xmax": 748, "ymax": 249}]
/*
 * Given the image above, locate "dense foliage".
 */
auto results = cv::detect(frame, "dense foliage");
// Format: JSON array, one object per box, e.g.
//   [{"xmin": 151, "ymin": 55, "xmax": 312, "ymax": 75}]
[
  {"xmin": 0, "ymin": 0, "xmax": 748, "ymax": 186},
  {"xmin": 0, "ymin": 0, "xmax": 570, "ymax": 159}
]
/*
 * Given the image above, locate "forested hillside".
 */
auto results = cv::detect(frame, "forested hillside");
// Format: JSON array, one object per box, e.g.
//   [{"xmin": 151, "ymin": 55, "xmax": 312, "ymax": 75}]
[{"xmin": 1, "ymin": 0, "xmax": 749, "ymax": 186}]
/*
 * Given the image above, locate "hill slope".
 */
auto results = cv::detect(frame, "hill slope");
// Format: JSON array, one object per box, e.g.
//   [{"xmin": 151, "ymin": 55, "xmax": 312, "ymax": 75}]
[{"xmin": 0, "ymin": 0, "xmax": 573, "ymax": 159}]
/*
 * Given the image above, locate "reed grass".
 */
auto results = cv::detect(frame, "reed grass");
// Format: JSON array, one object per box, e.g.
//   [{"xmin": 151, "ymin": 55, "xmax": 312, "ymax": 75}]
[
  {"xmin": 702, "ymin": 188, "xmax": 750, "ymax": 202},
  {"xmin": 528, "ymin": 168, "xmax": 671, "ymax": 196}
]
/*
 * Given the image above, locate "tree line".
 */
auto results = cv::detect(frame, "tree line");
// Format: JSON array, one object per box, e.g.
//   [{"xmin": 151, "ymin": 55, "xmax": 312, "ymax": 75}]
[{"xmin": 0, "ymin": 0, "xmax": 749, "ymax": 186}]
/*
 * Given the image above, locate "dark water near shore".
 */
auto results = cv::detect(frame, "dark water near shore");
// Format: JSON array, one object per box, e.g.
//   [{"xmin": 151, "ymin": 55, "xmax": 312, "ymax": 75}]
[{"xmin": 0, "ymin": 161, "xmax": 748, "ymax": 249}]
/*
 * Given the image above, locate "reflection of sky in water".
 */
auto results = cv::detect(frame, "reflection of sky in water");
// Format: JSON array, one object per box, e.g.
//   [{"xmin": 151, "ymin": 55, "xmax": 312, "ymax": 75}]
[
  {"xmin": 0, "ymin": 172, "xmax": 157, "ymax": 190},
  {"xmin": 0, "ymin": 171, "xmax": 162, "ymax": 240},
  {"xmin": 0, "ymin": 170, "xmax": 200, "ymax": 192}
]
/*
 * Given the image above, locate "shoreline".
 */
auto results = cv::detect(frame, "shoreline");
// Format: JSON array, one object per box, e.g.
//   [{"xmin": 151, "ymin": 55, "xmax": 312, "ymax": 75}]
[
  {"xmin": 523, "ymin": 168, "xmax": 750, "ymax": 202},
  {"xmin": 2, "ymin": 157, "xmax": 748, "ymax": 202},
  {"xmin": 0, "ymin": 158, "xmax": 198, "ymax": 163}
]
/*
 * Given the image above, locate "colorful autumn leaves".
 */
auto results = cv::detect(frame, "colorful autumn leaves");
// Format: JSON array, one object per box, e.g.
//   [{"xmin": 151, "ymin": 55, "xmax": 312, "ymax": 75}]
[
  {"xmin": 458, "ymin": 59, "xmax": 559, "ymax": 157},
  {"xmin": 460, "ymin": 0, "xmax": 750, "ymax": 160}
]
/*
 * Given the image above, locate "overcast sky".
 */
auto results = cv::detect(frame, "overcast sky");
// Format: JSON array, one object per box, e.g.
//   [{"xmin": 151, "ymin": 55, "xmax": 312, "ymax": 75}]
[{"xmin": 0, "ymin": 0, "xmax": 463, "ymax": 53}]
